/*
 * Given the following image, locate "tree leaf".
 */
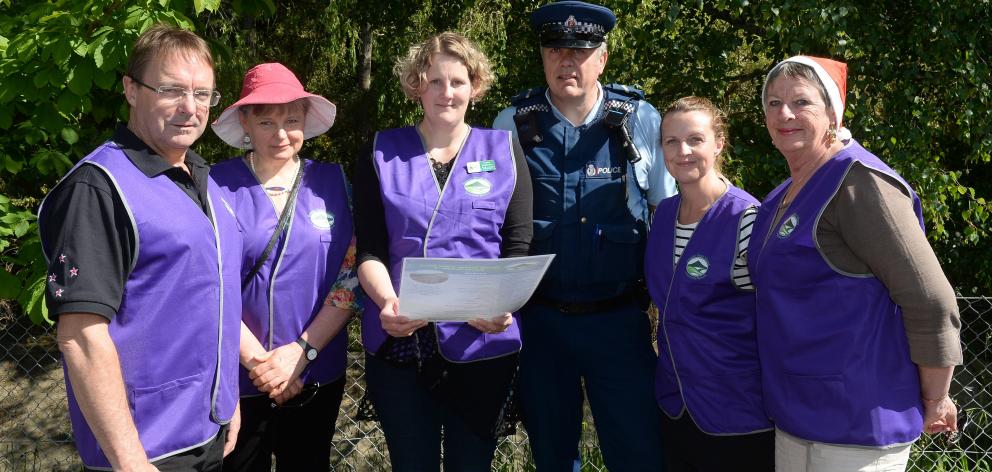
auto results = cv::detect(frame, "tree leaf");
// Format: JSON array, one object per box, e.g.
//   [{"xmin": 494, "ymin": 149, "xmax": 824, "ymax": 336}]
[
  {"xmin": 13, "ymin": 219, "xmax": 28, "ymax": 237},
  {"xmin": 0, "ymin": 269, "xmax": 20, "ymax": 299},
  {"xmin": 61, "ymin": 127, "xmax": 79, "ymax": 145},
  {"xmin": 0, "ymin": 104, "xmax": 12, "ymax": 129},
  {"xmin": 22, "ymin": 275, "xmax": 52, "ymax": 326},
  {"xmin": 57, "ymin": 89, "xmax": 81, "ymax": 115},
  {"xmin": 67, "ymin": 60, "xmax": 94, "ymax": 96}
]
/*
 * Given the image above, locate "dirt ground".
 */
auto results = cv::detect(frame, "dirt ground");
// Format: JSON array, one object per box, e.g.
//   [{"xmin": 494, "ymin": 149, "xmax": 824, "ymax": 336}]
[
  {"xmin": 0, "ymin": 301, "xmax": 78, "ymax": 471},
  {"xmin": 0, "ymin": 302, "xmax": 532, "ymax": 471}
]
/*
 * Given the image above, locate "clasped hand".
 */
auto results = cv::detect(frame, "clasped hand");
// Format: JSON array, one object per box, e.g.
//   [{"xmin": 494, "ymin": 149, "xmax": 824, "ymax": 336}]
[{"xmin": 248, "ymin": 343, "xmax": 307, "ymax": 405}]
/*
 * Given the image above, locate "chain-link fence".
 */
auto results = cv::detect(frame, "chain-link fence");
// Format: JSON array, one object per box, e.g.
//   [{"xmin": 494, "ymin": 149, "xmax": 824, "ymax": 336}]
[{"xmin": 1, "ymin": 297, "xmax": 989, "ymax": 471}]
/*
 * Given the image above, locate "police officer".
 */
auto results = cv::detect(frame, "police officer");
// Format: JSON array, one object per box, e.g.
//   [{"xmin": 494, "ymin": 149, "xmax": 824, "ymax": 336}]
[{"xmin": 493, "ymin": 2, "xmax": 676, "ymax": 470}]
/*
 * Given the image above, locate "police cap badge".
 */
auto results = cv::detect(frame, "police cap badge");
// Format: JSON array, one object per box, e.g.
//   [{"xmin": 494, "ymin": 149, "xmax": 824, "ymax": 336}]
[{"xmin": 530, "ymin": 1, "xmax": 617, "ymax": 49}]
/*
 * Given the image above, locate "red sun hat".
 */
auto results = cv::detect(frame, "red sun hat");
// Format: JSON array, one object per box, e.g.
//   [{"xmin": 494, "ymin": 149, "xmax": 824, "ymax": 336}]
[{"xmin": 212, "ymin": 62, "xmax": 336, "ymax": 148}]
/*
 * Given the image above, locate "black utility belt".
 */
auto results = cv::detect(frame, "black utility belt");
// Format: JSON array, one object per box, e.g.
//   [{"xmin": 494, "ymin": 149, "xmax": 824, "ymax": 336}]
[{"xmin": 532, "ymin": 292, "xmax": 635, "ymax": 315}]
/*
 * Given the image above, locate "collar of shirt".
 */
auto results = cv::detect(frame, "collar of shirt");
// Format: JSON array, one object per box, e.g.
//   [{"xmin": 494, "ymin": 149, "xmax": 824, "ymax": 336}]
[
  {"xmin": 543, "ymin": 81, "xmax": 604, "ymax": 128},
  {"xmin": 110, "ymin": 124, "xmax": 209, "ymax": 178}
]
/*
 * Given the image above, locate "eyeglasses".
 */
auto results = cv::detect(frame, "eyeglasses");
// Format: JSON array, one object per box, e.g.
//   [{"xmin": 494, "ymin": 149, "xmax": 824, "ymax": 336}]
[
  {"xmin": 127, "ymin": 75, "xmax": 221, "ymax": 107},
  {"xmin": 270, "ymin": 382, "xmax": 321, "ymax": 409}
]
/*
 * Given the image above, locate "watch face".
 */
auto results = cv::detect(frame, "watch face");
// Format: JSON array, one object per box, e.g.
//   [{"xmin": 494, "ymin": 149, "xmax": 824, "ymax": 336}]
[{"xmin": 306, "ymin": 348, "xmax": 318, "ymax": 361}]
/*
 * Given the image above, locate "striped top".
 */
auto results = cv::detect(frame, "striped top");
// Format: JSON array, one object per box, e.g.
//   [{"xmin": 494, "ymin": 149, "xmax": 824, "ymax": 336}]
[{"xmin": 674, "ymin": 206, "xmax": 758, "ymax": 290}]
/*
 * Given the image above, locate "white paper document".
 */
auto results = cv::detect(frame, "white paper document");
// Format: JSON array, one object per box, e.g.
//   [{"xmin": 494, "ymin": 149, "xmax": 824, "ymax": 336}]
[{"xmin": 397, "ymin": 255, "xmax": 555, "ymax": 321}]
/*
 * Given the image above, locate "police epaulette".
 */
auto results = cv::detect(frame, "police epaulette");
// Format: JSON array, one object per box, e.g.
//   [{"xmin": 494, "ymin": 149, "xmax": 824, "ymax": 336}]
[
  {"xmin": 516, "ymin": 102, "xmax": 550, "ymax": 116},
  {"xmin": 603, "ymin": 83, "xmax": 645, "ymax": 100},
  {"xmin": 510, "ymin": 87, "xmax": 547, "ymax": 107}
]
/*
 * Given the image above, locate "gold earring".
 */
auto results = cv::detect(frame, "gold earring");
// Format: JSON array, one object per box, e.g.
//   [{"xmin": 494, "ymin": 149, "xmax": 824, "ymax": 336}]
[{"xmin": 826, "ymin": 127, "xmax": 837, "ymax": 144}]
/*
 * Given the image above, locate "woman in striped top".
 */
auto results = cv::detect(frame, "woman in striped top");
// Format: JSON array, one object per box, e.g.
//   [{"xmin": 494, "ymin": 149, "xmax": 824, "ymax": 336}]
[{"xmin": 644, "ymin": 96, "xmax": 772, "ymax": 471}]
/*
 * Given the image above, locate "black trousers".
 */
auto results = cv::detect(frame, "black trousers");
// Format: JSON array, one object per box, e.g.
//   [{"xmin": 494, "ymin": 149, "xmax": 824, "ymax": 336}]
[
  {"xmin": 83, "ymin": 426, "xmax": 226, "ymax": 472},
  {"xmin": 659, "ymin": 413, "xmax": 774, "ymax": 472},
  {"xmin": 222, "ymin": 377, "xmax": 346, "ymax": 472}
]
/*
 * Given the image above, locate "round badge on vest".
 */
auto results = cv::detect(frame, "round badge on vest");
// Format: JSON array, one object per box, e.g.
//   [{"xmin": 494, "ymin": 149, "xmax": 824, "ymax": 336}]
[
  {"xmin": 585, "ymin": 163, "xmax": 597, "ymax": 177},
  {"xmin": 464, "ymin": 177, "xmax": 493, "ymax": 196},
  {"xmin": 778, "ymin": 214, "xmax": 799, "ymax": 238},
  {"xmin": 685, "ymin": 255, "xmax": 710, "ymax": 279},
  {"xmin": 309, "ymin": 210, "xmax": 335, "ymax": 230}
]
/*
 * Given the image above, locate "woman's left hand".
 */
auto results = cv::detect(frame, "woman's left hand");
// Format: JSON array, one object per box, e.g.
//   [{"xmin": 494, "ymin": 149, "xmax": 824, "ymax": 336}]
[
  {"xmin": 249, "ymin": 342, "xmax": 307, "ymax": 398},
  {"xmin": 923, "ymin": 396, "xmax": 958, "ymax": 434},
  {"xmin": 468, "ymin": 313, "xmax": 513, "ymax": 334},
  {"xmin": 270, "ymin": 378, "xmax": 305, "ymax": 405}
]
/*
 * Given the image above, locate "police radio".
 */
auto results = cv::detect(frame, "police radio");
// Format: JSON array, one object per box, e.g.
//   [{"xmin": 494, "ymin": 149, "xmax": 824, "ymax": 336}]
[{"xmin": 603, "ymin": 97, "xmax": 642, "ymax": 165}]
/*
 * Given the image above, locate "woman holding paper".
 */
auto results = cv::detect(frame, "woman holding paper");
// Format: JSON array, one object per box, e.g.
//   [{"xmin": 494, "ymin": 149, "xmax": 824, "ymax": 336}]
[{"xmin": 353, "ymin": 32, "xmax": 533, "ymax": 470}]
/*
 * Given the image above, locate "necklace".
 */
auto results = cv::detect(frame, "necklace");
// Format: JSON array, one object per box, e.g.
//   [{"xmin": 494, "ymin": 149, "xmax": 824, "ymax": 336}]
[
  {"xmin": 248, "ymin": 152, "xmax": 299, "ymax": 197},
  {"xmin": 420, "ymin": 122, "xmax": 469, "ymax": 164}
]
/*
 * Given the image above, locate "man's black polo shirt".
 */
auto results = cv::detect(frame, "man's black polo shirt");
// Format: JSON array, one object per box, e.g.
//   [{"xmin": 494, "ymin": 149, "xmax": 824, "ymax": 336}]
[{"xmin": 41, "ymin": 124, "xmax": 213, "ymax": 320}]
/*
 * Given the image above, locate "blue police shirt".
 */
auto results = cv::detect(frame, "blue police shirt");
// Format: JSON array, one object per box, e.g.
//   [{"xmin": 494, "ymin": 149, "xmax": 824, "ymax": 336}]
[{"xmin": 493, "ymin": 82, "xmax": 676, "ymax": 222}]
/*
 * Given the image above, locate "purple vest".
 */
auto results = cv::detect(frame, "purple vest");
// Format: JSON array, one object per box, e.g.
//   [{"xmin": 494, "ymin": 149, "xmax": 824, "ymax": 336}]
[
  {"xmin": 211, "ymin": 158, "xmax": 353, "ymax": 394},
  {"xmin": 646, "ymin": 185, "xmax": 770, "ymax": 434},
  {"xmin": 362, "ymin": 126, "xmax": 522, "ymax": 362},
  {"xmin": 749, "ymin": 140, "xmax": 924, "ymax": 446},
  {"xmin": 44, "ymin": 143, "xmax": 242, "ymax": 467}
]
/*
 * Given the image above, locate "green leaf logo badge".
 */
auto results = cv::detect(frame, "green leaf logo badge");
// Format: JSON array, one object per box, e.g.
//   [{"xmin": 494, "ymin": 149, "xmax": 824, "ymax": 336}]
[
  {"xmin": 464, "ymin": 178, "xmax": 492, "ymax": 196},
  {"xmin": 778, "ymin": 214, "xmax": 799, "ymax": 238},
  {"xmin": 685, "ymin": 255, "xmax": 709, "ymax": 279},
  {"xmin": 309, "ymin": 210, "xmax": 335, "ymax": 230}
]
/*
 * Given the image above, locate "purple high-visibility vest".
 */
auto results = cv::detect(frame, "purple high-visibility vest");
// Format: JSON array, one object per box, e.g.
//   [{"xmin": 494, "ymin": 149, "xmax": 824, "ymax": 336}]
[
  {"xmin": 40, "ymin": 143, "xmax": 242, "ymax": 468},
  {"xmin": 646, "ymin": 185, "xmax": 771, "ymax": 434},
  {"xmin": 211, "ymin": 158, "xmax": 353, "ymax": 393},
  {"xmin": 362, "ymin": 126, "xmax": 521, "ymax": 362},
  {"xmin": 749, "ymin": 140, "xmax": 924, "ymax": 446}
]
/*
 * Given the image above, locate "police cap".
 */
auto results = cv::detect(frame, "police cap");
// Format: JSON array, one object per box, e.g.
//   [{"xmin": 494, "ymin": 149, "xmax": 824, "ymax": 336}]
[{"xmin": 530, "ymin": 1, "xmax": 617, "ymax": 49}]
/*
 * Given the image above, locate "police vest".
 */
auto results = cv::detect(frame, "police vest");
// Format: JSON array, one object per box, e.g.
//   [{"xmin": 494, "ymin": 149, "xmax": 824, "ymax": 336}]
[
  {"xmin": 646, "ymin": 186, "xmax": 771, "ymax": 434},
  {"xmin": 362, "ymin": 126, "xmax": 522, "ymax": 362},
  {"xmin": 40, "ymin": 143, "xmax": 242, "ymax": 468},
  {"xmin": 211, "ymin": 158, "xmax": 354, "ymax": 394},
  {"xmin": 749, "ymin": 140, "xmax": 924, "ymax": 446},
  {"xmin": 512, "ymin": 84, "xmax": 647, "ymax": 301}
]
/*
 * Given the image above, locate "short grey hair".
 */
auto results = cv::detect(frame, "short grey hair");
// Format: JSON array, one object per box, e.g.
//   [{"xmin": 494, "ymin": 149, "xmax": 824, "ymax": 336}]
[
  {"xmin": 596, "ymin": 41, "xmax": 608, "ymax": 58},
  {"xmin": 762, "ymin": 61, "xmax": 833, "ymax": 114}
]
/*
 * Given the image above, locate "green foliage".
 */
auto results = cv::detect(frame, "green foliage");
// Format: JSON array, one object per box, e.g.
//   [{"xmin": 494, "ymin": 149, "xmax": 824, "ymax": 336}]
[
  {"xmin": 1, "ymin": 0, "xmax": 990, "ymax": 327},
  {"xmin": 0, "ymin": 0, "xmax": 220, "ymax": 324}
]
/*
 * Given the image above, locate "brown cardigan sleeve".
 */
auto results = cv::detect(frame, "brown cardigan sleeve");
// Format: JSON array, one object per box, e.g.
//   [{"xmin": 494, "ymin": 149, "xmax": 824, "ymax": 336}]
[{"xmin": 817, "ymin": 163, "xmax": 962, "ymax": 367}]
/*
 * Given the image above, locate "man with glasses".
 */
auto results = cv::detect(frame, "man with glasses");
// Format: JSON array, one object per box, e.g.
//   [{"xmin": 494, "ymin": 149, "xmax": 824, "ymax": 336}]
[
  {"xmin": 39, "ymin": 25, "xmax": 242, "ymax": 471},
  {"xmin": 493, "ymin": 1, "xmax": 675, "ymax": 470}
]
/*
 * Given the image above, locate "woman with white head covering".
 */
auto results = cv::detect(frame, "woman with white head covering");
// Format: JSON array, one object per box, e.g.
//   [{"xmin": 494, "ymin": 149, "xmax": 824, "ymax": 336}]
[
  {"xmin": 750, "ymin": 55, "xmax": 961, "ymax": 471},
  {"xmin": 210, "ymin": 62, "xmax": 359, "ymax": 471}
]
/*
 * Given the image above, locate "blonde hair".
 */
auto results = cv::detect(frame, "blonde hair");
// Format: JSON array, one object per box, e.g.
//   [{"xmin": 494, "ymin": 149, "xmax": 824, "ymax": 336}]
[
  {"xmin": 239, "ymin": 98, "xmax": 310, "ymax": 117},
  {"xmin": 394, "ymin": 32, "xmax": 493, "ymax": 101},
  {"xmin": 662, "ymin": 96, "xmax": 730, "ymax": 172}
]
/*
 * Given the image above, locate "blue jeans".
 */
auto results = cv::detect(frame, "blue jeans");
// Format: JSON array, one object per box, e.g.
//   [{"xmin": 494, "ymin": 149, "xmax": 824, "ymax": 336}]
[
  {"xmin": 519, "ymin": 301, "xmax": 666, "ymax": 472},
  {"xmin": 364, "ymin": 352, "xmax": 498, "ymax": 472}
]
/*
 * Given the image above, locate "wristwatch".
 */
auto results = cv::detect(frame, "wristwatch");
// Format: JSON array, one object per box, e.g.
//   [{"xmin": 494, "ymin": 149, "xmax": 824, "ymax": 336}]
[{"xmin": 296, "ymin": 337, "xmax": 318, "ymax": 361}]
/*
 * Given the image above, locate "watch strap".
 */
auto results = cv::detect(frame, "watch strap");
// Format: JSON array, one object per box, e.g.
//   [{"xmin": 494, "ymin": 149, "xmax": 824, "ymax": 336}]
[{"xmin": 296, "ymin": 336, "xmax": 318, "ymax": 359}]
